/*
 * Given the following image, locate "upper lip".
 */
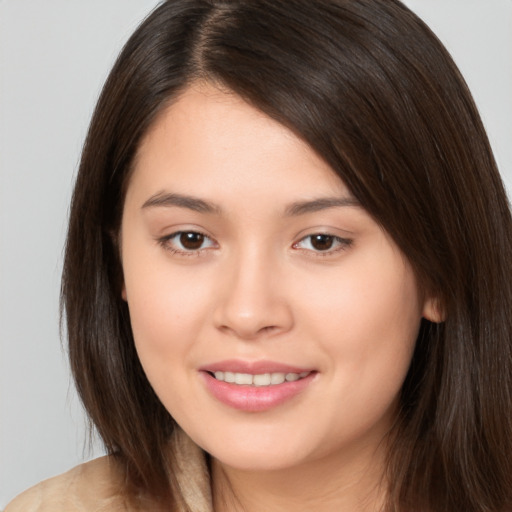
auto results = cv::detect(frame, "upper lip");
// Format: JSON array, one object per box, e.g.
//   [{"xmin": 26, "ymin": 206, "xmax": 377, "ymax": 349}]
[{"xmin": 199, "ymin": 359, "xmax": 313, "ymax": 374}]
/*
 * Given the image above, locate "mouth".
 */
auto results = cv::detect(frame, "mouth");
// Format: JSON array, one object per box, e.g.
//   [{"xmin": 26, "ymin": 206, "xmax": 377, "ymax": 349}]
[
  {"xmin": 199, "ymin": 361, "xmax": 316, "ymax": 412},
  {"xmin": 208, "ymin": 370, "xmax": 311, "ymax": 387}
]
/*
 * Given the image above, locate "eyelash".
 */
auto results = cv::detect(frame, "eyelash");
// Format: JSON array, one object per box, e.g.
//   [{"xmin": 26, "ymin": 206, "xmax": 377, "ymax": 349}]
[
  {"xmin": 157, "ymin": 231, "xmax": 353, "ymax": 257},
  {"xmin": 158, "ymin": 230, "xmax": 216, "ymax": 256},
  {"xmin": 292, "ymin": 234, "xmax": 353, "ymax": 255}
]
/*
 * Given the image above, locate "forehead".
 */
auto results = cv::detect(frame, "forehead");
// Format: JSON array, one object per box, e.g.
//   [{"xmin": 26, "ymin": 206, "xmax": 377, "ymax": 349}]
[{"xmin": 128, "ymin": 84, "xmax": 350, "ymax": 208}]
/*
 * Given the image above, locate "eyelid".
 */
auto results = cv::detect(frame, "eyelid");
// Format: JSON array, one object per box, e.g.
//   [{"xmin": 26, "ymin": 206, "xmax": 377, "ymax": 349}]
[
  {"xmin": 157, "ymin": 229, "xmax": 217, "ymax": 256},
  {"xmin": 292, "ymin": 233, "xmax": 353, "ymax": 255},
  {"xmin": 156, "ymin": 228, "xmax": 352, "ymax": 257}
]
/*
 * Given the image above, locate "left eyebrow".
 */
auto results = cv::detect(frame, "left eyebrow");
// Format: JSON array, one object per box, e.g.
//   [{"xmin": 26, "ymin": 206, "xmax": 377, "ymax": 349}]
[
  {"xmin": 141, "ymin": 192, "xmax": 222, "ymax": 214},
  {"xmin": 284, "ymin": 196, "xmax": 360, "ymax": 216}
]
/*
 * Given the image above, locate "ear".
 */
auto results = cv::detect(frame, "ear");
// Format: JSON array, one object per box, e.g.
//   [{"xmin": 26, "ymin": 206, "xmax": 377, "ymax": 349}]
[
  {"xmin": 422, "ymin": 296, "xmax": 445, "ymax": 323},
  {"xmin": 121, "ymin": 283, "xmax": 127, "ymax": 301}
]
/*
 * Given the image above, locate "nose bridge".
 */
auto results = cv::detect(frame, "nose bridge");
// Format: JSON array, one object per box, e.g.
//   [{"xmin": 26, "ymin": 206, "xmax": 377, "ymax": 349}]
[{"xmin": 214, "ymin": 241, "xmax": 292, "ymax": 339}]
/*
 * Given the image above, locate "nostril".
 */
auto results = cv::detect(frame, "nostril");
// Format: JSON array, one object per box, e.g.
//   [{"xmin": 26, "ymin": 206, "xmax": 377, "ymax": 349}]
[{"xmin": 213, "ymin": 291, "xmax": 294, "ymax": 340}]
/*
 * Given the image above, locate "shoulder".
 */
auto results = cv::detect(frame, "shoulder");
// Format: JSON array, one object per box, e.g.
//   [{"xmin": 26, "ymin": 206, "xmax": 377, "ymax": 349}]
[{"xmin": 5, "ymin": 456, "xmax": 133, "ymax": 512}]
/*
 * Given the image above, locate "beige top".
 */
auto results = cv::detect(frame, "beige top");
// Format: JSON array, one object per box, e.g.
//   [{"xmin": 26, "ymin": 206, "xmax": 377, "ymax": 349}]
[{"xmin": 5, "ymin": 428, "xmax": 213, "ymax": 512}]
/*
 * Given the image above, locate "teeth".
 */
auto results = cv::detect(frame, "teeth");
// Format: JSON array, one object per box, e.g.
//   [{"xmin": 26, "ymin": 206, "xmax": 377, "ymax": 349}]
[
  {"xmin": 212, "ymin": 371, "xmax": 310, "ymax": 386},
  {"xmin": 253, "ymin": 373, "xmax": 271, "ymax": 386},
  {"xmin": 270, "ymin": 373, "xmax": 286, "ymax": 385},
  {"xmin": 235, "ymin": 373, "xmax": 253, "ymax": 385}
]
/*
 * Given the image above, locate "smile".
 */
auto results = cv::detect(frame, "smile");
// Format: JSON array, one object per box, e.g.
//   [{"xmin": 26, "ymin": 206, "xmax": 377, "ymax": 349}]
[
  {"xmin": 200, "ymin": 362, "xmax": 316, "ymax": 412},
  {"xmin": 211, "ymin": 371, "xmax": 310, "ymax": 386}
]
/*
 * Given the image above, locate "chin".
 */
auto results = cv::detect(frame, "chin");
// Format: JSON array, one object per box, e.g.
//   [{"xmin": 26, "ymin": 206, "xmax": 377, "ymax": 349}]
[
  {"xmin": 210, "ymin": 447, "xmax": 306, "ymax": 473},
  {"xmin": 190, "ymin": 423, "xmax": 321, "ymax": 472}
]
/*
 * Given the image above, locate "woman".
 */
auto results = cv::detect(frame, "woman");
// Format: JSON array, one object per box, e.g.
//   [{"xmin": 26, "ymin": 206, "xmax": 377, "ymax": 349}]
[{"xmin": 7, "ymin": 0, "xmax": 512, "ymax": 511}]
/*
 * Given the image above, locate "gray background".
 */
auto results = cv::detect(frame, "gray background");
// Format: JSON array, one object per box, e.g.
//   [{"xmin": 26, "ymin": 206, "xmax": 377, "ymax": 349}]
[{"xmin": 1, "ymin": 0, "xmax": 511, "ymax": 506}]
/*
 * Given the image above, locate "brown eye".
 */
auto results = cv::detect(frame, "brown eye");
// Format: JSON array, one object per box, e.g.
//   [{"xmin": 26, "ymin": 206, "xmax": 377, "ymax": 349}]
[
  {"xmin": 293, "ymin": 233, "xmax": 352, "ymax": 254},
  {"xmin": 159, "ymin": 230, "xmax": 215, "ymax": 254},
  {"xmin": 179, "ymin": 232, "xmax": 205, "ymax": 250},
  {"xmin": 310, "ymin": 234, "xmax": 334, "ymax": 251}
]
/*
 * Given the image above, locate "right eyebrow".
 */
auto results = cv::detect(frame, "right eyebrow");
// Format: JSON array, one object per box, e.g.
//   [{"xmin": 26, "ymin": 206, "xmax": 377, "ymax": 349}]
[
  {"xmin": 284, "ymin": 196, "xmax": 360, "ymax": 216},
  {"xmin": 141, "ymin": 192, "xmax": 222, "ymax": 214}
]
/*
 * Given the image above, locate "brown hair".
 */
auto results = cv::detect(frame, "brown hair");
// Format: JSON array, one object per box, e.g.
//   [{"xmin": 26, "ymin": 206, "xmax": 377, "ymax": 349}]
[{"xmin": 62, "ymin": 0, "xmax": 512, "ymax": 510}]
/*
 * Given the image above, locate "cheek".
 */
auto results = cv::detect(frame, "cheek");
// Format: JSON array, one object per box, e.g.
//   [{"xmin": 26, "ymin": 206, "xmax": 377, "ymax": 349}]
[
  {"xmin": 125, "ymin": 267, "xmax": 207, "ymax": 354},
  {"xmin": 120, "ymin": 233, "xmax": 213, "ymax": 383},
  {"xmin": 295, "ymin": 249, "xmax": 422, "ymax": 403},
  {"xmin": 122, "ymin": 266, "xmax": 214, "ymax": 422}
]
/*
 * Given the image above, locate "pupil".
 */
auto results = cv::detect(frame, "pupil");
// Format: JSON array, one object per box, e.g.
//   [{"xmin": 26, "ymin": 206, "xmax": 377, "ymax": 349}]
[
  {"xmin": 180, "ymin": 232, "xmax": 204, "ymax": 250},
  {"xmin": 311, "ymin": 234, "xmax": 333, "ymax": 251}
]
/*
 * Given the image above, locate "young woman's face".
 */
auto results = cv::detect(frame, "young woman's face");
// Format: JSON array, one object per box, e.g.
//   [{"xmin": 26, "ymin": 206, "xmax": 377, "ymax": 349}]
[{"xmin": 121, "ymin": 84, "xmax": 434, "ymax": 472}]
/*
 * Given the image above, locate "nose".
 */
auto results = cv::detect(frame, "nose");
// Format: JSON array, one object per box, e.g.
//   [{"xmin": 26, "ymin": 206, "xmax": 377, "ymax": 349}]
[{"xmin": 213, "ymin": 247, "xmax": 294, "ymax": 340}]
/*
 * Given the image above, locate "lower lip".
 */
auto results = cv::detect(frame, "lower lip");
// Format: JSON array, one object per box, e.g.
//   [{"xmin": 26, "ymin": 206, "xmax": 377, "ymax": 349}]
[{"xmin": 200, "ymin": 371, "xmax": 316, "ymax": 412}]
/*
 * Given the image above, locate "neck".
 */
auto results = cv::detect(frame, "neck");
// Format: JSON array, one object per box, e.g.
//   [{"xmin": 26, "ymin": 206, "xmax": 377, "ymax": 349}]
[{"xmin": 211, "ymin": 441, "xmax": 388, "ymax": 512}]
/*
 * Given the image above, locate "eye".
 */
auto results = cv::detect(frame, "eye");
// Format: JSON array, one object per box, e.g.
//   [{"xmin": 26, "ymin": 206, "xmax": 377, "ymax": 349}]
[
  {"xmin": 159, "ymin": 231, "xmax": 216, "ymax": 254},
  {"xmin": 293, "ymin": 233, "xmax": 352, "ymax": 253}
]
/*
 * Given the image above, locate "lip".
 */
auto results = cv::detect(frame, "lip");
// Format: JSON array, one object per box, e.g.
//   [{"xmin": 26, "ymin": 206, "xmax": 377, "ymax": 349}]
[
  {"xmin": 199, "ymin": 359, "xmax": 316, "ymax": 412},
  {"xmin": 199, "ymin": 359, "xmax": 311, "ymax": 374}
]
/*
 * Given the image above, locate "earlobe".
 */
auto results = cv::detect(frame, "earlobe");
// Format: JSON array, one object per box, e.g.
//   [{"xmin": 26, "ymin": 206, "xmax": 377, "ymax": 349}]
[{"xmin": 422, "ymin": 296, "xmax": 445, "ymax": 323}]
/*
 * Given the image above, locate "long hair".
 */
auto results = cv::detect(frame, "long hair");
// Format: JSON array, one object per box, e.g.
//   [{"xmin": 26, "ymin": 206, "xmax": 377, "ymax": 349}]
[{"xmin": 62, "ymin": 1, "xmax": 512, "ymax": 510}]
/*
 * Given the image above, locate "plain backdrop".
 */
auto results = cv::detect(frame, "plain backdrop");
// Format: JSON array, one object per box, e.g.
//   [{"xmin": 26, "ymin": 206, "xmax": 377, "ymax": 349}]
[{"xmin": 1, "ymin": 0, "xmax": 511, "ymax": 506}]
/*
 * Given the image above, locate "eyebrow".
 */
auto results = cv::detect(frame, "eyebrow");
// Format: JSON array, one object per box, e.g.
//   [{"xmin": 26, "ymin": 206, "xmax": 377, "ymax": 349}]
[
  {"xmin": 142, "ymin": 192, "xmax": 222, "ymax": 214},
  {"xmin": 141, "ymin": 192, "xmax": 360, "ymax": 216},
  {"xmin": 284, "ymin": 196, "xmax": 360, "ymax": 216}
]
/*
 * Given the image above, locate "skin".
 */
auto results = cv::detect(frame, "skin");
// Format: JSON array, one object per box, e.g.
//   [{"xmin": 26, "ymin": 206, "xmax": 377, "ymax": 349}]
[{"xmin": 120, "ymin": 84, "xmax": 438, "ymax": 512}]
